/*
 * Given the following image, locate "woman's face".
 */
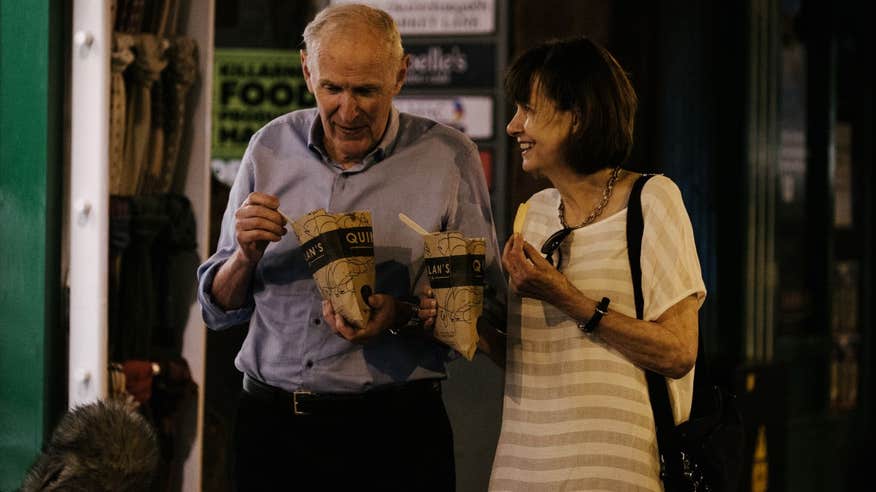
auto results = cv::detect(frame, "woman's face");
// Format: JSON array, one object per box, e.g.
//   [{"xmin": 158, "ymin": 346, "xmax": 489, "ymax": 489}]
[{"xmin": 506, "ymin": 85, "xmax": 574, "ymax": 177}]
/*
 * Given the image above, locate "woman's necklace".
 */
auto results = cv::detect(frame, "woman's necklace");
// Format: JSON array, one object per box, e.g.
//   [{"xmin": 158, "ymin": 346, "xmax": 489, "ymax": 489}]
[{"xmin": 559, "ymin": 166, "xmax": 622, "ymax": 229}]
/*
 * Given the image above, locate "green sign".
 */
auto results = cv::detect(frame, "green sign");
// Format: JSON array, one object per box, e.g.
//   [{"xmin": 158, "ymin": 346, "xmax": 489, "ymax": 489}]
[{"xmin": 212, "ymin": 48, "xmax": 315, "ymax": 159}]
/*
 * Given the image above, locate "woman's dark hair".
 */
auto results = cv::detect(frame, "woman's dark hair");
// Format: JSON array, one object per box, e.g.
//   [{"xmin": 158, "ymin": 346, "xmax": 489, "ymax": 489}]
[{"xmin": 505, "ymin": 37, "xmax": 637, "ymax": 174}]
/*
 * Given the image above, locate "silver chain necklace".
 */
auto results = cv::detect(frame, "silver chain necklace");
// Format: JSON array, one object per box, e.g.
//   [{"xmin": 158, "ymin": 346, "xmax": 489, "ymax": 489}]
[{"xmin": 559, "ymin": 166, "xmax": 622, "ymax": 229}]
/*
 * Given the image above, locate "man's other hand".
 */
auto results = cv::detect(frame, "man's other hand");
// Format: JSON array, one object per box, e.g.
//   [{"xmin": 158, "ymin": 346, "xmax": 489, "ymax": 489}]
[{"xmin": 321, "ymin": 295, "xmax": 406, "ymax": 343}]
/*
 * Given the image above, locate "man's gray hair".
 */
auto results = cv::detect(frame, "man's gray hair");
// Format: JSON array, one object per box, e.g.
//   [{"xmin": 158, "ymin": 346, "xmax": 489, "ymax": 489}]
[{"xmin": 302, "ymin": 3, "xmax": 404, "ymax": 71}]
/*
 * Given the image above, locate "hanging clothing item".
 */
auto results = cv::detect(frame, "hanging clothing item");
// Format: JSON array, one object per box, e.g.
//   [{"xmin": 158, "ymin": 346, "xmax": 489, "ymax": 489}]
[
  {"xmin": 116, "ymin": 0, "xmax": 147, "ymax": 34},
  {"xmin": 112, "ymin": 194, "xmax": 198, "ymax": 359},
  {"xmin": 110, "ymin": 33, "xmax": 135, "ymax": 196},
  {"xmin": 149, "ymin": 356, "xmax": 197, "ymax": 492},
  {"xmin": 118, "ymin": 195, "xmax": 167, "ymax": 359},
  {"xmin": 122, "ymin": 34, "xmax": 168, "ymax": 196},
  {"xmin": 141, "ymin": 71, "xmax": 167, "ymax": 194},
  {"xmin": 109, "ymin": 196, "xmax": 132, "ymax": 361},
  {"xmin": 151, "ymin": 194, "xmax": 199, "ymax": 356},
  {"xmin": 143, "ymin": 0, "xmax": 181, "ymax": 36},
  {"xmin": 160, "ymin": 37, "xmax": 198, "ymax": 194},
  {"xmin": 123, "ymin": 359, "xmax": 156, "ymax": 405}
]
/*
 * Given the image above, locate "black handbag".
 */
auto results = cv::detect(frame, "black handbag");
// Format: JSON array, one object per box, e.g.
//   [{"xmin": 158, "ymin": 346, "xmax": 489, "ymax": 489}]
[{"xmin": 627, "ymin": 174, "xmax": 744, "ymax": 492}]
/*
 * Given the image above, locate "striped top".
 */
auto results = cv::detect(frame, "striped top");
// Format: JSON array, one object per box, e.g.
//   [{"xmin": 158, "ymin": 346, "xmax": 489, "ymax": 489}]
[{"xmin": 490, "ymin": 175, "xmax": 707, "ymax": 492}]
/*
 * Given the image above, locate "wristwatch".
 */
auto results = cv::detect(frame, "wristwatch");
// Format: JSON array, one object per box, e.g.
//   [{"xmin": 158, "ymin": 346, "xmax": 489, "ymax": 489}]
[
  {"xmin": 579, "ymin": 297, "xmax": 610, "ymax": 333},
  {"xmin": 388, "ymin": 297, "xmax": 423, "ymax": 336}
]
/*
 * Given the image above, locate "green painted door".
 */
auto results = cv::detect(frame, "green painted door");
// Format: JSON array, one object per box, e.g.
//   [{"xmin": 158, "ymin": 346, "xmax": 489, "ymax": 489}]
[{"xmin": 0, "ymin": 0, "xmax": 65, "ymax": 489}]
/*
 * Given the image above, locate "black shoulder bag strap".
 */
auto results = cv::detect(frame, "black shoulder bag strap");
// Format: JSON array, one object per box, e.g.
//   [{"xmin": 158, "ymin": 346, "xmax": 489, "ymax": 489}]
[
  {"xmin": 626, "ymin": 173, "xmax": 682, "ymax": 478},
  {"xmin": 626, "ymin": 173, "xmax": 654, "ymax": 321}
]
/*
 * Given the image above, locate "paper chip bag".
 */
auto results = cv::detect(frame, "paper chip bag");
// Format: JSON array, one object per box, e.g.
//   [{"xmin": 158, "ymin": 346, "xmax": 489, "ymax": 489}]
[
  {"xmin": 292, "ymin": 209, "xmax": 375, "ymax": 329},
  {"xmin": 423, "ymin": 232, "xmax": 485, "ymax": 360}
]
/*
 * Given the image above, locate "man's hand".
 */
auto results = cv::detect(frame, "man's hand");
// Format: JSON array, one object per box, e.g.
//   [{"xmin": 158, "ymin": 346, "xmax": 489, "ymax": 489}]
[
  {"xmin": 418, "ymin": 289, "xmax": 438, "ymax": 329},
  {"xmin": 321, "ymin": 294, "xmax": 406, "ymax": 343},
  {"xmin": 234, "ymin": 192, "xmax": 287, "ymax": 265},
  {"xmin": 211, "ymin": 192, "xmax": 287, "ymax": 310}
]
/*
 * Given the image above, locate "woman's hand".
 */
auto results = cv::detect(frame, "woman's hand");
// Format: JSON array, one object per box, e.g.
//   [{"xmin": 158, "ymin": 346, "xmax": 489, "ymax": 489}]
[{"xmin": 502, "ymin": 233, "xmax": 574, "ymax": 302}]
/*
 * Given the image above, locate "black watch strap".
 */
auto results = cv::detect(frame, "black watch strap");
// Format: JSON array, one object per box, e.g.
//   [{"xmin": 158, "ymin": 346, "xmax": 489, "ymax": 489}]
[
  {"xmin": 388, "ymin": 296, "xmax": 422, "ymax": 336},
  {"xmin": 579, "ymin": 296, "xmax": 610, "ymax": 333}
]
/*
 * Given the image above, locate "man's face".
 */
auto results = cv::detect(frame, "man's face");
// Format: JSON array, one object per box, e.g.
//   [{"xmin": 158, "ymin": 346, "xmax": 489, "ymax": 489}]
[{"xmin": 302, "ymin": 29, "xmax": 408, "ymax": 167}]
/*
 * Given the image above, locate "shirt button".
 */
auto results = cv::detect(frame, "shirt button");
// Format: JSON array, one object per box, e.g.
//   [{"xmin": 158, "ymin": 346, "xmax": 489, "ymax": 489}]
[
  {"xmin": 306, "ymin": 360, "xmax": 314, "ymax": 369},
  {"xmin": 313, "ymin": 318, "xmax": 321, "ymax": 325}
]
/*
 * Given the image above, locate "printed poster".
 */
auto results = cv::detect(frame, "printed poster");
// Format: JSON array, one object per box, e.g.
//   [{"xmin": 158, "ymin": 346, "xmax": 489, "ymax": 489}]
[{"xmin": 212, "ymin": 49, "xmax": 314, "ymax": 161}]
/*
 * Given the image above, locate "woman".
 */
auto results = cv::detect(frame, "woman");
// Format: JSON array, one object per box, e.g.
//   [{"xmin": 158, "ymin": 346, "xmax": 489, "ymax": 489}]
[{"xmin": 488, "ymin": 37, "xmax": 706, "ymax": 491}]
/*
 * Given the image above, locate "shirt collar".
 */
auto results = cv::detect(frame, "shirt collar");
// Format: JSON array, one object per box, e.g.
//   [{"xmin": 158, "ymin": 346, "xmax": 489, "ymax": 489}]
[{"xmin": 307, "ymin": 107, "xmax": 400, "ymax": 170}]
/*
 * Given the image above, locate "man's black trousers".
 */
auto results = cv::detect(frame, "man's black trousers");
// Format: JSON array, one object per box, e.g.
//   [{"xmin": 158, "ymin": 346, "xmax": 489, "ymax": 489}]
[{"xmin": 233, "ymin": 378, "xmax": 456, "ymax": 491}]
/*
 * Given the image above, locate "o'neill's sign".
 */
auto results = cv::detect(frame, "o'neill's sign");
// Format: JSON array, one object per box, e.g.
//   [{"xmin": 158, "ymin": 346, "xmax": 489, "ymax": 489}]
[{"xmin": 404, "ymin": 42, "xmax": 495, "ymax": 88}]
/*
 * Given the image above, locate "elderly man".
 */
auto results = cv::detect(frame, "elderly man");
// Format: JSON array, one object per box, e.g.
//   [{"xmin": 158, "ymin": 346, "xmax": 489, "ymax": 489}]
[{"xmin": 197, "ymin": 3, "xmax": 504, "ymax": 491}]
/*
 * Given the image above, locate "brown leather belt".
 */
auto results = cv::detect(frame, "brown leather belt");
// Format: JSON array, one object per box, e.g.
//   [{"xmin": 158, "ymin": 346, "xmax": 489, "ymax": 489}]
[{"xmin": 242, "ymin": 374, "xmax": 441, "ymax": 416}]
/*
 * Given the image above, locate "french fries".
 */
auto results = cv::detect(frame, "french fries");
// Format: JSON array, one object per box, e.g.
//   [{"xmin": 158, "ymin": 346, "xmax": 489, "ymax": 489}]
[{"xmin": 512, "ymin": 202, "xmax": 529, "ymax": 234}]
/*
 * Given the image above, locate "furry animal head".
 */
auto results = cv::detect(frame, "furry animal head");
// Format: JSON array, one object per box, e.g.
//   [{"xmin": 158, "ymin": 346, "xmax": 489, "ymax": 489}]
[{"xmin": 20, "ymin": 400, "xmax": 160, "ymax": 492}]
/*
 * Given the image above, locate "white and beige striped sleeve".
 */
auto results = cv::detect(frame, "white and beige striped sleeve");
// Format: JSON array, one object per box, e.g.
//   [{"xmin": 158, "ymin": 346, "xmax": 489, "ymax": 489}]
[{"xmin": 639, "ymin": 175, "xmax": 707, "ymax": 322}]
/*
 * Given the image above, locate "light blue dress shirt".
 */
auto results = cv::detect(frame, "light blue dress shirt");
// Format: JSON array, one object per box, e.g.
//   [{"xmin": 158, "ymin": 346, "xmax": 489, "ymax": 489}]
[{"xmin": 197, "ymin": 107, "xmax": 505, "ymax": 393}]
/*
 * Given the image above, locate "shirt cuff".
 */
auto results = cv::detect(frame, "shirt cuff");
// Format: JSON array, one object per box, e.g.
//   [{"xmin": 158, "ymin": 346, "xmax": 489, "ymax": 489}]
[{"xmin": 198, "ymin": 260, "xmax": 254, "ymax": 329}]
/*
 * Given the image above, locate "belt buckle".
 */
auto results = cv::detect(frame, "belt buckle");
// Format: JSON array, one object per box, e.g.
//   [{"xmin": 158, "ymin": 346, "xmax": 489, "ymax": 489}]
[{"xmin": 292, "ymin": 390, "xmax": 312, "ymax": 416}]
